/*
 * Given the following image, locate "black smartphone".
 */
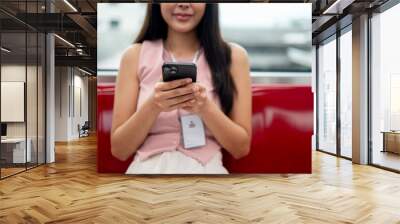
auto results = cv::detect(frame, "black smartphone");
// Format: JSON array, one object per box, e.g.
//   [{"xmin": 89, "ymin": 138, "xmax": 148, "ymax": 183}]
[{"xmin": 162, "ymin": 62, "xmax": 197, "ymax": 82}]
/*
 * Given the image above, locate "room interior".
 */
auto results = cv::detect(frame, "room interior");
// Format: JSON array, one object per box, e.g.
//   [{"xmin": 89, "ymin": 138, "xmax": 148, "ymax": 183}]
[{"xmin": 0, "ymin": 0, "xmax": 400, "ymax": 223}]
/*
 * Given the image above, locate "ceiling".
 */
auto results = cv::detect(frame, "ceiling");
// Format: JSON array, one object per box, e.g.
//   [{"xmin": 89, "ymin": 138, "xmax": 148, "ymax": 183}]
[{"xmin": 1, "ymin": 0, "xmax": 97, "ymax": 74}]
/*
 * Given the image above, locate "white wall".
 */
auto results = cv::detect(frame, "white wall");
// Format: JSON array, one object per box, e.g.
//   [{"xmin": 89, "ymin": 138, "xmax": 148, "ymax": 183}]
[
  {"xmin": 54, "ymin": 67, "xmax": 89, "ymax": 141},
  {"xmin": 1, "ymin": 65, "xmax": 26, "ymax": 141},
  {"xmin": 1, "ymin": 65, "xmax": 36, "ymax": 138},
  {"xmin": 55, "ymin": 67, "xmax": 69, "ymax": 141},
  {"xmin": 71, "ymin": 72, "xmax": 89, "ymax": 139}
]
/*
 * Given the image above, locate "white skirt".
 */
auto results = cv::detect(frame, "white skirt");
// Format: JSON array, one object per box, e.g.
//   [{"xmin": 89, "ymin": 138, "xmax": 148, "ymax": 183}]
[{"xmin": 125, "ymin": 150, "xmax": 229, "ymax": 174}]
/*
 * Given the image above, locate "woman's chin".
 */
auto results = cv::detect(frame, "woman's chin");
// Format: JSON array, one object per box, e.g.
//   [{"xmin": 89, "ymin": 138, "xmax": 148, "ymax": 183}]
[{"xmin": 170, "ymin": 24, "xmax": 196, "ymax": 34}]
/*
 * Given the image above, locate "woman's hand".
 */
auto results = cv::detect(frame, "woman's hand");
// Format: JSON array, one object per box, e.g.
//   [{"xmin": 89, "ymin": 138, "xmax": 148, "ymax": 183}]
[
  {"xmin": 149, "ymin": 78, "xmax": 196, "ymax": 113},
  {"xmin": 181, "ymin": 83, "xmax": 211, "ymax": 115}
]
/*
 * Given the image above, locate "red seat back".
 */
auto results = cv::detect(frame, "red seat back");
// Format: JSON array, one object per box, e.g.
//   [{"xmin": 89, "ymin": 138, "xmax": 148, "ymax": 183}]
[
  {"xmin": 223, "ymin": 84, "xmax": 313, "ymax": 173},
  {"xmin": 97, "ymin": 83, "xmax": 313, "ymax": 173},
  {"xmin": 97, "ymin": 83, "xmax": 134, "ymax": 173}
]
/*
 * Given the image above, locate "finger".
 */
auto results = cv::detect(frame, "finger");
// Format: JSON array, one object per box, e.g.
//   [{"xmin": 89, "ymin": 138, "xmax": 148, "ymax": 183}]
[
  {"xmin": 195, "ymin": 87, "xmax": 204, "ymax": 97},
  {"xmin": 199, "ymin": 85, "xmax": 207, "ymax": 96},
  {"xmin": 192, "ymin": 84, "xmax": 199, "ymax": 92},
  {"xmin": 190, "ymin": 85, "xmax": 199, "ymax": 97},
  {"xmin": 161, "ymin": 83, "xmax": 195, "ymax": 99},
  {"xmin": 192, "ymin": 87, "xmax": 206, "ymax": 101},
  {"xmin": 180, "ymin": 106, "xmax": 192, "ymax": 111},
  {"xmin": 167, "ymin": 100, "xmax": 193, "ymax": 111},
  {"xmin": 199, "ymin": 86, "xmax": 207, "ymax": 95},
  {"xmin": 166, "ymin": 93, "xmax": 195, "ymax": 107},
  {"xmin": 159, "ymin": 78, "xmax": 192, "ymax": 91},
  {"xmin": 182, "ymin": 99, "xmax": 196, "ymax": 109},
  {"xmin": 194, "ymin": 83, "xmax": 206, "ymax": 90},
  {"xmin": 177, "ymin": 99, "xmax": 196, "ymax": 111},
  {"xmin": 194, "ymin": 84, "xmax": 206, "ymax": 95},
  {"xmin": 200, "ymin": 92, "xmax": 207, "ymax": 99},
  {"xmin": 154, "ymin": 82, "xmax": 164, "ymax": 92}
]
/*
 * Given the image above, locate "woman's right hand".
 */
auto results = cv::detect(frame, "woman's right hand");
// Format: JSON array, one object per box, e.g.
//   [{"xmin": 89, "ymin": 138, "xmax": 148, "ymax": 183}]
[{"xmin": 149, "ymin": 78, "xmax": 196, "ymax": 113}]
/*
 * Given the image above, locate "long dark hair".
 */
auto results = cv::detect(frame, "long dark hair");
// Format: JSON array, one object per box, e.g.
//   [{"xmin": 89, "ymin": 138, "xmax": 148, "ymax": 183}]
[{"xmin": 135, "ymin": 3, "xmax": 236, "ymax": 115}]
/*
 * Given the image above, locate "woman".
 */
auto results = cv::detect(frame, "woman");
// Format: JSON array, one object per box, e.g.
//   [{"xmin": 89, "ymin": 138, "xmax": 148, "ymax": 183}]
[{"xmin": 111, "ymin": 3, "xmax": 251, "ymax": 174}]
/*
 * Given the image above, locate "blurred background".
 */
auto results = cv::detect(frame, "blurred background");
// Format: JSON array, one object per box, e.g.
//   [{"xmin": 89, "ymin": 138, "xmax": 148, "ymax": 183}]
[{"xmin": 97, "ymin": 3, "xmax": 312, "ymax": 84}]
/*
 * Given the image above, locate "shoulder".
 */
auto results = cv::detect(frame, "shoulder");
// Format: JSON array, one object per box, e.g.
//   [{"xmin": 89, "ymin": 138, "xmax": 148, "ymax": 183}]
[
  {"xmin": 120, "ymin": 43, "xmax": 142, "ymax": 64},
  {"xmin": 118, "ymin": 43, "xmax": 143, "ymax": 82},
  {"xmin": 227, "ymin": 42, "xmax": 250, "ymax": 79},
  {"xmin": 228, "ymin": 42, "xmax": 249, "ymax": 65},
  {"xmin": 120, "ymin": 39, "xmax": 163, "ymax": 65}
]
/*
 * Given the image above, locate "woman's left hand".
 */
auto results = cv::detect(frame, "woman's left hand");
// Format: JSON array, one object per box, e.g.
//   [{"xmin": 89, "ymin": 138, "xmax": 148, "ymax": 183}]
[{"xmin": 181, "ymin": 83, "xmax": 211, "ymax": 115}]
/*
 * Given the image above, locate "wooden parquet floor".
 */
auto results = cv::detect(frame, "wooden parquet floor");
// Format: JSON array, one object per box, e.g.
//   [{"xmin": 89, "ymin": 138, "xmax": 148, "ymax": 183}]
[{"xmin": 1, "ymin": 135, "xmax": 400, "ymax": 224}]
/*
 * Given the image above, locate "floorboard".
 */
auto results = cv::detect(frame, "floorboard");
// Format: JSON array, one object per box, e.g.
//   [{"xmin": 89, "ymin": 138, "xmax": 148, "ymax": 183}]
[{"xmin": 1, "ymin": 135, "xmax": 400, "ymax": 223}]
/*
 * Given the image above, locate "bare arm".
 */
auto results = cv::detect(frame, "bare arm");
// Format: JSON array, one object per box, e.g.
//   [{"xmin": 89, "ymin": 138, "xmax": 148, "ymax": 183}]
[
  {"xmin": 111, "ymin": 44, "xmax": 197, "ymax": 161},
  {"xmin": 184, "ymin": 44, "xmax": 252, "ymax": 159},
  {"xmin": 110, "ymin": 44, "xmax": 159, "ymax": 161}
]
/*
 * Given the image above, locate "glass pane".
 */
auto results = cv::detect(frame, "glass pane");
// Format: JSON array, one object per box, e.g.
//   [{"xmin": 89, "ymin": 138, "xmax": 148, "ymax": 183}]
[
  {"xmin": 1, "ymin": 1, "xmax": 46, "ymax": 178},
  {"xmin": 38, "ymin": 32, "xmax": 45, "ymax": 165},
  {"xmin": 371, "ymin": 4, "xmax": 400, "ymax": 171},
  {"xmin": 318, "ymin": 37, "xmax": 337, "ymax": 154},
  {"xmin": 26, "ymin": 0, "xmax": 39, "ymax": 169},
  {"xmin": 1, "ymin": 30, "xmax": 27, "ymax": 177},
  {"xmin": 340, "ymin": 30, "xmax": 352, "ymax": 158},
  {"xmin": 27, "ymin": 31, "xmax": 38, "ymax": 169}
]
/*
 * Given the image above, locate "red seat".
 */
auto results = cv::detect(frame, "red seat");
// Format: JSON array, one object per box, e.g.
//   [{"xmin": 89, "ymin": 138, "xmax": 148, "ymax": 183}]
[{"xmin": 97, "ymin": 83, "xmax": 313, "ymax": 173}]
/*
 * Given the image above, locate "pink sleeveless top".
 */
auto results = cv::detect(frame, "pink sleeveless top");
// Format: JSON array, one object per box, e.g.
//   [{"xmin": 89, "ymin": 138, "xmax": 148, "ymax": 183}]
[{"xmin": 135, "ymin": 39, "xmax": 222, "ymax": 165}]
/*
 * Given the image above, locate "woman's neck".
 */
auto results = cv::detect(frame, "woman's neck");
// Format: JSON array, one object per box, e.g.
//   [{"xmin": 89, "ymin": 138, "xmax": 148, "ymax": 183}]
[{"xmin": 164, "ymin": 29, "xmax": 200, "ymax": 60}]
